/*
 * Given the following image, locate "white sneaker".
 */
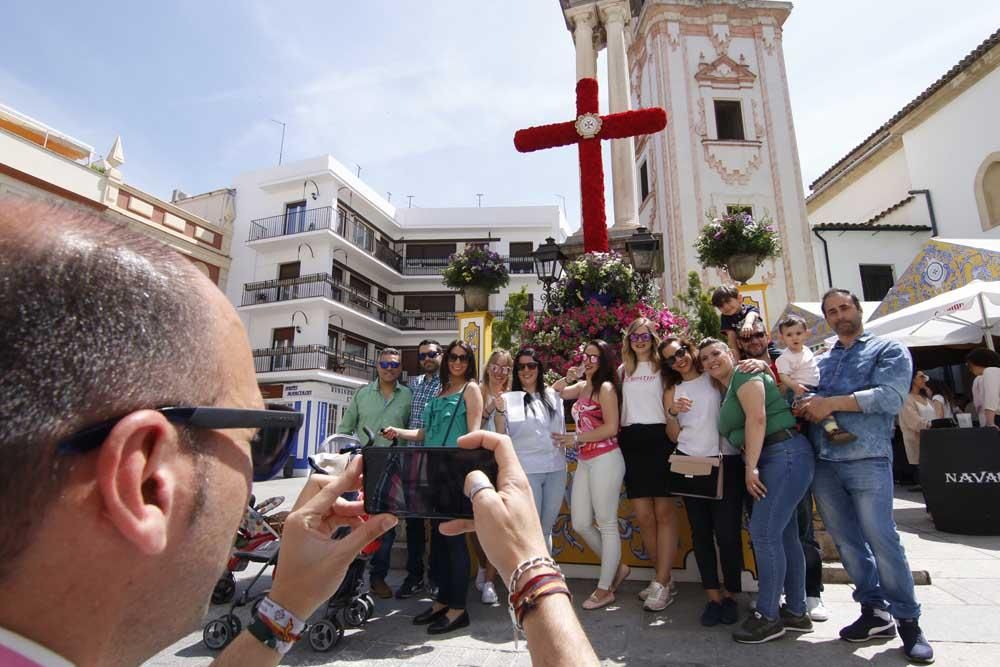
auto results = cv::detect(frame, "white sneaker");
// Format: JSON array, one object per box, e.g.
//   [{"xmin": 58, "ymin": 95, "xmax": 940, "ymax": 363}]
[
  {"xmin": 638, "ymin": 582, "xmax": 657, "ymax": 601},
  {"xmin": 481, "ymin": 581, "xmax": 498, "ymax": 605},
  {"xmin": 643, "ymin": 582, "xmax": 675, "ymax": 611},
  {"xmin": 807, "ymin": 596, "xmax": 830, "ymax": 622},
  {"xmin": 475, "ymin": 568, "xmax": 485, "ymax": 592}
]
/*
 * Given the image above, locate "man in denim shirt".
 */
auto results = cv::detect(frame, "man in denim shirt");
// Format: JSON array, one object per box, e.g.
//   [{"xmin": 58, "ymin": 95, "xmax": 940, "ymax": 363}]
[{"xmin": 799, "ymin": 289, "xmax": 933, "ymax": 664}]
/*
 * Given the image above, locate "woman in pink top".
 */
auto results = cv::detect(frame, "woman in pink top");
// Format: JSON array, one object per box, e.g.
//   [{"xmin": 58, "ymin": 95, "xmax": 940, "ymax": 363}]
[{"xmin": 554, "ymin": 339, "xmax": 628, "ymax": 609}]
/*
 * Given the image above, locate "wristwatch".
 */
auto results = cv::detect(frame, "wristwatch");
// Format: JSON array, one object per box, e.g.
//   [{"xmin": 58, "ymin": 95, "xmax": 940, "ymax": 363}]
[{"xmin": 247, "ymin": 617, "xmax": 281, "ymax": 652}]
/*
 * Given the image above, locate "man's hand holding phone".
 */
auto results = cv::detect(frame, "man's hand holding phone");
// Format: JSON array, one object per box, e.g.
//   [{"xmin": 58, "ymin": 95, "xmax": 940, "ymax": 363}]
[{"xmin": 439, "ymin": 431, "xmax": 549, "ymax": 586}]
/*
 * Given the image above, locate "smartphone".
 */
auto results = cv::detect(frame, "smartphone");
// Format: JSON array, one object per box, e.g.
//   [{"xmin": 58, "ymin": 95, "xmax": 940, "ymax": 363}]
[{"xmin": 361, "ymin": 447, "xmax": 499, "ymax": 519}]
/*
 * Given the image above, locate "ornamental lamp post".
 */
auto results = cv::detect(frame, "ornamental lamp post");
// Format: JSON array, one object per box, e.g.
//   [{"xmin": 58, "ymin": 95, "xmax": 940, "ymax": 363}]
[
  {"xmin": 625, "ymin": 226, "xmax": 663, "ymax": 295},
  {"xmin": 533, "ymin": 236, "xmax": 566, "ymax": 312}
]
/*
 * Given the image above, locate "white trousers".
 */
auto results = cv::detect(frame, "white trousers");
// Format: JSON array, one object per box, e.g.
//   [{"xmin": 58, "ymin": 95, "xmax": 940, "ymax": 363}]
[{"xmin": 570, "ymin": 448, "xmax": 626, "ymax": 590}]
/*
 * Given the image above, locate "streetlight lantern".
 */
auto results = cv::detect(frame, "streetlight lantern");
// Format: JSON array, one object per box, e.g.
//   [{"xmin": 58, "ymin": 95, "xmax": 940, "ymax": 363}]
[
  {"xmin": 625, "ymin": 226, "xmax": 663, "ymax": 276},
  {"xmin": 533, "ymin": 236, "xmax": 566, "ymax": 311}
]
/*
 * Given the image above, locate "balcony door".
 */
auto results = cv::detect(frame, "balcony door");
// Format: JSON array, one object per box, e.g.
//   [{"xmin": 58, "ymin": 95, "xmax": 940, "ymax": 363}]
[
  {"xmin": 271, "ymin": 326, "xmax": 296, "ymax": 370},
  {"xmin": 284, "ymin": 200, "xmax": 307, "ymax": 235},
  {"xmin": 278, "ymin": 261, "xmax": 300, "ymax": 301}
]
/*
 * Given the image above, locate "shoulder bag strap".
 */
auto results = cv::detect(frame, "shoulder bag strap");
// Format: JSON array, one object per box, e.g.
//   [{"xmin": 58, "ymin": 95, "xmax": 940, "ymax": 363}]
[{"xmin": 438, "ymin": 382, "xmax": 468, "ymax": 446}]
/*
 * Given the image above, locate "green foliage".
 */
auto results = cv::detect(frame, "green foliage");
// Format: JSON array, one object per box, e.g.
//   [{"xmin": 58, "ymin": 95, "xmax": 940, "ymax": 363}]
[
  {"xmin": 549, "ymin": 251, "xmax": 655, "ymax": 311},
  {"xmin": 675, "ymin": 271, "xmax": 721, "ymax": 342},
  {"xmin": 492, "ymin": 286, "xmax": 531, "ymax": 351},
  {"xmin": 694, "ymin": 210, "xmax": 781, "ymax": 269}
]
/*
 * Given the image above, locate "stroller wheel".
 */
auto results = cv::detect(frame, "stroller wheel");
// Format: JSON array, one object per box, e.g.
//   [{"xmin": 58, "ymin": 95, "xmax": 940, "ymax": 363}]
[
  {"xmin": 224, "ymin": 613, "xmax": 242, "ymax": 636},
  {"xmin": 203, "ymin": 617, "xmax": 235, "ymax": 650},
  {"xmin": 307, "ymin": 619, "xmax": 343, "ymax": 652},
  {"xmin": 343, "ymin": 599, "xmax": 367, "ymax": 628},
  {"xmin": 360, "ymin": 595, "xmax": 375, "ymax": 619},
  {"xmin": 211, "ymin": 572, "xmax": 236, "ymax": 605}
]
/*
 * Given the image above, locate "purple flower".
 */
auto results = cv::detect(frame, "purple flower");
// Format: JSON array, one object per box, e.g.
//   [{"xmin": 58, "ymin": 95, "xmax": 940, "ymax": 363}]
[{"xmin": 714, "ymin": 231, "xmax": 723, "ymax": 239}]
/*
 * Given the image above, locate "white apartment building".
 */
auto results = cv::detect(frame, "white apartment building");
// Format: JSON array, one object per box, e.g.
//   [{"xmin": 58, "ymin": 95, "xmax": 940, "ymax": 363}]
[{"xmin": 176, "ymin": 154, "xmax": 569, "ymax": 474}]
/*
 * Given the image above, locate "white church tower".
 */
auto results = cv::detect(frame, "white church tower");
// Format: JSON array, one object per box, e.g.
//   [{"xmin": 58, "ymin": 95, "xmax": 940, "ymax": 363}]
[{"xmin": 561, "ymin": 0, "xmax": 818, "ymax": 321}]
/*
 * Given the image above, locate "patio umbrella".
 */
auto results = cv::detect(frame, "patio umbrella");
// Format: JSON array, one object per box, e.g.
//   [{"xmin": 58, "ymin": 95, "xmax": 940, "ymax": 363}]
[{"xmin": 834, "ymin": 280, "xmax": 1000, "ymax": 350}]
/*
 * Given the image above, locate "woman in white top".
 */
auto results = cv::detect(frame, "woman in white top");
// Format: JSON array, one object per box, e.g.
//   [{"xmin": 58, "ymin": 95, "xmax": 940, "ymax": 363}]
[
  {"xmin": 899, "ymin": 370, "xmax": 943, "ymax": 493},
  {"xmin": 494, "ymin": 348, "xmax": 567, "ymax": 553},
  {"xmin": 967, "ymin": 348, "xmax": 1000, "ymax": 428},
  {"xmin": 660, "ymin": 336, "xmax": 745, "ymax": 628},
  {"xmin": 618, "ymin": 317, "xmax": 679, "ymax": 612}
]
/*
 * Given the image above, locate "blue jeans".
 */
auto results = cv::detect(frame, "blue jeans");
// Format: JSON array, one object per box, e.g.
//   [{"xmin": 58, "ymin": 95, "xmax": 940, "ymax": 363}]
[
  {"xmin": 812, "ymin": 457, "xmax": 920, "ymax": 619},
  {"xmin": 370, "ymin": 527, "xmax": 396, "ymax": 581},
  {"xmin": 527, "ymin": 469, "xmax": 568, "ymax": 553},
  {"xmin": 749, "ymin": 435, "xmax": 815, "ymax": 620}
]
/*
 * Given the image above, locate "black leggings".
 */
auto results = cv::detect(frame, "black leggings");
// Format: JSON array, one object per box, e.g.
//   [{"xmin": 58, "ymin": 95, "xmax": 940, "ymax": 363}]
[
  {"xmin": 683, "ymin": 455, "xmax": 746, "ymax": 592},
  {"xmin": 429, "ymin": 521, "xmax": 470, "ymax": 610}
]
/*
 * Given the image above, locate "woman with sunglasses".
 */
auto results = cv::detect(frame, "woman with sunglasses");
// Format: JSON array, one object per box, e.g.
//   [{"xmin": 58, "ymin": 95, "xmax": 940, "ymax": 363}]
[
  {"xmin": 493, "ymin": 348, "xmax": 567, "ymax": 553},
  {"xmin": 552, "ymin": 339, "xmax": 628, "ymax": 609},
  {"xmin": 471, "ymin": 348, "xmax": 513, "ymax": 604},
  {"xmin": 659, "ymin": 337, "xmax": 744, "ymax": 627},
  {"xmin": 618, "ymin": 317, "xmax": 679, "ymax": 611},
  {"xmin": 383, "ymin": 339, "xmax": 483, "ymax": 635},
  {"xmin": 697, "ymin": 338, "xmax": 814, "ymax": 644}
]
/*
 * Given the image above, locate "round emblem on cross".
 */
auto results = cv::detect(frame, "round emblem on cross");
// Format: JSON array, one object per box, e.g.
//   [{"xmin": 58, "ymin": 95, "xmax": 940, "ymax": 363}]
[{"xmin": 575, "ymin": 113, "xmax": 603, "ymax": 139}]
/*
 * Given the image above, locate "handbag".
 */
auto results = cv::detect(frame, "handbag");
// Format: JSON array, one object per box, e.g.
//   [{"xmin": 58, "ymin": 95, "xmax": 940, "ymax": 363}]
[{"xmin": 668, "ymin": 453, "xmax": 723, "ymax": 500}]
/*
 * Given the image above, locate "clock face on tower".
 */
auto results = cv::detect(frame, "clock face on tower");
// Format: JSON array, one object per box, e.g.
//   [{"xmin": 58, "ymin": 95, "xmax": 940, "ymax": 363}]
[{"xmin": 575, "ymin": 113, "xmax": 603, "ymax": 139}]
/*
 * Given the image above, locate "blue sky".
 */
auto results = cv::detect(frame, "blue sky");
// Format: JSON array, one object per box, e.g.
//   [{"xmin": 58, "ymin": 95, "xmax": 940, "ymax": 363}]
[{"xmin": 2, "ymin": 1, "xmax": 999, "ymax": 230}]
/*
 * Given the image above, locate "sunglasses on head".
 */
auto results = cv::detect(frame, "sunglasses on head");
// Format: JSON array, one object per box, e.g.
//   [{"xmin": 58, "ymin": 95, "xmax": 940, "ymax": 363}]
[
  {"xmin": 417, "ymin": 350, "xmax": 440, "ymax": 360},
  {"xmin": 56, "ymin": 405, "xmax": 303, "ymax": 482},
  {"xmin": 629, "ymin": 332, "xmax": 653, "ymax": 343},
  {"xmin": 516, "ymin": 361, "xmax": 539, "ymax": 371},
  {"xmin": 448, "ymin": 353, "xmax": 469, "ymax": 363},
  {"xmin": 379, "ymin": 360, "xmax": 401, "ymax": 369},
  {"xmin": 663, "ymin": 347, "xmax": 688, "ymax": 366},
  {"xmin": 489, "ymin": 364, "xmax": 510, "ymax": 375}
]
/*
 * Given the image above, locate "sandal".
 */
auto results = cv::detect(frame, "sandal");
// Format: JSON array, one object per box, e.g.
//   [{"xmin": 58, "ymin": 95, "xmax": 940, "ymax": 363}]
[
  {"xmin": 611, "ymin": 564, "xmax": 631, "ymax": 592},
  {"xmin": 582, "ymin": 590, "xmax": 615, "ymax": 610}
]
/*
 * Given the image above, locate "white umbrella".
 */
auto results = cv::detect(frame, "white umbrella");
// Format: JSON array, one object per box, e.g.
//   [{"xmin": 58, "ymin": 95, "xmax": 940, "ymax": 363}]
[{"xmin": 832, "ymin": 280, "xmax": 1000, "ymax": 350}]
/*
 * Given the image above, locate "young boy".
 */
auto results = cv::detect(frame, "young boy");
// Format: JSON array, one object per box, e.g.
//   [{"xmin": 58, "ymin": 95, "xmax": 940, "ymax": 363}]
[
  {"xmin": 712, "ymin": 285, "xmax": 776, "ymax": 361},
  {"xmin": 775, "ymin": 314, "xmax": 855, "ymax": 444}
]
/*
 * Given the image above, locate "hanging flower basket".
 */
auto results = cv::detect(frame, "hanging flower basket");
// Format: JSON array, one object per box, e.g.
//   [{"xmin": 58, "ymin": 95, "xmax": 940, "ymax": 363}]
[
  {"xmin": 442, "ymin": 246, "xmax": 509, "ymax": 311},
  {"xmin": 694, "ymin": 211, "xmax": 781, "ymax": 280}
]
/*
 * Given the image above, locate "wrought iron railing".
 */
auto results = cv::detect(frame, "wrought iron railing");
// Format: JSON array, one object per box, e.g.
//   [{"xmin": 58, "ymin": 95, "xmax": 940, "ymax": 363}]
[
  {"xmin": 252, "ymin": 345, "xmax": 376, "ymax": 380},
  {"xmin": 242, "ymin": 273, "xmax": 458, "ymax": 331}
]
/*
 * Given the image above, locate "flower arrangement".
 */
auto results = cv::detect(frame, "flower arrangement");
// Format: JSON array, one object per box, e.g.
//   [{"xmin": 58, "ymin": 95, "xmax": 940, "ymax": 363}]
[
  {"xmin": 693, "ymin": 210, "xmax": 781, "ymax": 269},
  {"xmin": 551, "ymin": 251, "xmax": 651, "ymax": 310},
  {"xmin": 441, "ymin": 245, "xmax": 510, "ymax": 291},
  {"xmin": 520, "ymin": 301, "xmax": 687, "ymax": 376}
]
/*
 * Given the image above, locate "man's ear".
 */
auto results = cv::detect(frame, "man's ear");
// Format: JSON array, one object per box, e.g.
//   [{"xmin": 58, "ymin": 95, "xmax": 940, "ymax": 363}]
[{"xmin": 95, "ymin": 411, "xmax": 183, "ymax": 555}]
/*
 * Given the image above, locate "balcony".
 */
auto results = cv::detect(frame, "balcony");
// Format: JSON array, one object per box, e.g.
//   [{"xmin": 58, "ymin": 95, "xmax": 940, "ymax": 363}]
[
  {"xmin": 247, "ymin": 207, "xmax": 537, "ymax": 277},
  {"xmin": 253, "ymin": 345, "xmax": 376, "ymax": 380},
  {"xmin": 241, "ymin": 273, "xmax": 458, "ymax": 331}
]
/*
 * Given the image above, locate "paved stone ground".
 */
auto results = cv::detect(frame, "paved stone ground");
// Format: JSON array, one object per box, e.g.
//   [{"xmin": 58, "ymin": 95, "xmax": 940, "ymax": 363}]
[{"xmin": 148, "ymin": 481, "xmax": 1000, "ymax": 666}]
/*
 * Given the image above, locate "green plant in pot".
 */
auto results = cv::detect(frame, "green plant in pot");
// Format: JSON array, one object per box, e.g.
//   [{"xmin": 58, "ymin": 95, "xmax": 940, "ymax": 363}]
[
  {"xmin": 442, "ymin": 245, "xmax": 510, "ymax": 311},
  {"xmin": 694, "ymin": 210, "xmax": 781, "ymax": 283}
]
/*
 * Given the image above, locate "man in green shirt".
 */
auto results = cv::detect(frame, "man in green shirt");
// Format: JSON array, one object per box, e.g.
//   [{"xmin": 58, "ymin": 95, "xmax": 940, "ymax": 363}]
[{"xmin": 337, "ymin": 347, "xmax": 412, "ymax": 597}]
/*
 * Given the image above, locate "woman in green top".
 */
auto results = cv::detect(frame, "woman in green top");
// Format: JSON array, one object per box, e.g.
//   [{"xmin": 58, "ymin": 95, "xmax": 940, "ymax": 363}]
[
  {"xmin": 698, "ymin": 338, "xmax": 815, "ymax": 645},
  {"xmin": 384, "ymin": 339, "xmax": 483, "ymax": 635}
]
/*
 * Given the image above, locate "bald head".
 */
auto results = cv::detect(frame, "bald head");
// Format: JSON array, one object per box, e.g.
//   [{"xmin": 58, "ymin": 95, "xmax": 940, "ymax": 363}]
[{"xmin": 0, "ymin": 196, "xmax": 229, "ymax": 577}]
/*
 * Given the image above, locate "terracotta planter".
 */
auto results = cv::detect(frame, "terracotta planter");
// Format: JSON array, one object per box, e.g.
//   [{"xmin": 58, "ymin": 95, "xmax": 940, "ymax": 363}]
[
  {"xmin": 462, "ymin": 285, "xmax": 489, "ymax": 311},
  {"xmin": 725, "ymin": 254, "xmax": 760, "ymax": 284}
]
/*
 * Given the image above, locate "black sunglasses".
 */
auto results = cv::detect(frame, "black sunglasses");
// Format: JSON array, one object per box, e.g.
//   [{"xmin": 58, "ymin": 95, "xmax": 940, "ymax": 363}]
[
  {"xmin": 418, "ymin": 350, "xmax": 440, "ymax": 360},
  {"xmin": 663, "ymin": 347, "xmax": 688, "ymax": 366},
  {"xmin": 57, "ymin": 405, "xmax": 303, "ymax": 482},
  {"xmin": 379, "ymin": 360, "xmax": 401, "ymax": 369},
  {"xmin": 448, "ymin": 353, "xmax": 469, "ymax": 363},
  {"xmin": 516, "ymin": 361, "xmax": 539, "ymax": 371}
]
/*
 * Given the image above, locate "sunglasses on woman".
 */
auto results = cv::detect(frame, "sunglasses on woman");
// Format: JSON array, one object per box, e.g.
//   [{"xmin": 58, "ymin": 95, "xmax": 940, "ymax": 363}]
[
  {"xmin": 583, "ymin": 354, "xmax": 600, "ymax": 364},
  {"xmin": 448, "ymin": 353, "xmax": 469, "ymax": 363},
  {"xmin": 516, "ymin": 361, "xmax": 539, "ymax": 371},
  {"xmin": 663, "ymin": 347, "xmax": 688, "ymax": 366},
  {"xmin": 379, "ymin": 360, "xmax": 401, "ymax": 369},
  {"xmin": 57, "ymin": 404, "xmax": 303, "ymax": 482},
  {"xmin": 417, "ymin": 350, "xmax": 440, "ymax": 360},
  {"xmin": 489, "ymin": 364, "xmax": 511, "ymax": 375},
  {"xmin": 629, "ymin": 332, "xmax": 653, "ymax": 343}
]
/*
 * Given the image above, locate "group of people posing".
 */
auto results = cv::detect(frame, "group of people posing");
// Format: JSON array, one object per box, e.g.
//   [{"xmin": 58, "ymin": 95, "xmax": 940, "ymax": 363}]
[{"xmin": 338, "ymin": 286, "xmax": 934, "ymax": 664}]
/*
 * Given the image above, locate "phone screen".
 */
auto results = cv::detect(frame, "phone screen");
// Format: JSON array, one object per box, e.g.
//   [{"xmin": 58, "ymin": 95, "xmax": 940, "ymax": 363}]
[{"xmin": 362, "ymin": 447, "xmax": 499, "ymax": 519}]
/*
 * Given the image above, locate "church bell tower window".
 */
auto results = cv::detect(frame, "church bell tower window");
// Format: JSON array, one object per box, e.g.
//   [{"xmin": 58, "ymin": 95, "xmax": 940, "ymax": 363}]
[{"xmin": 714, "ymin": 100, "xmax": 745, "ymax": 141}]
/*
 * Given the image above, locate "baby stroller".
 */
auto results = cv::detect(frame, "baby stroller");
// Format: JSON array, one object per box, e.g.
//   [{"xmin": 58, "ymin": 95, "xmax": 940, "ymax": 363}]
[
  {"xmin": 202, "ymin": 496, "xmax": 285, "ymax": 649},
  {"xmin": 302, "ymin": 430, "xmax": 379, "ymax": 651}
]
